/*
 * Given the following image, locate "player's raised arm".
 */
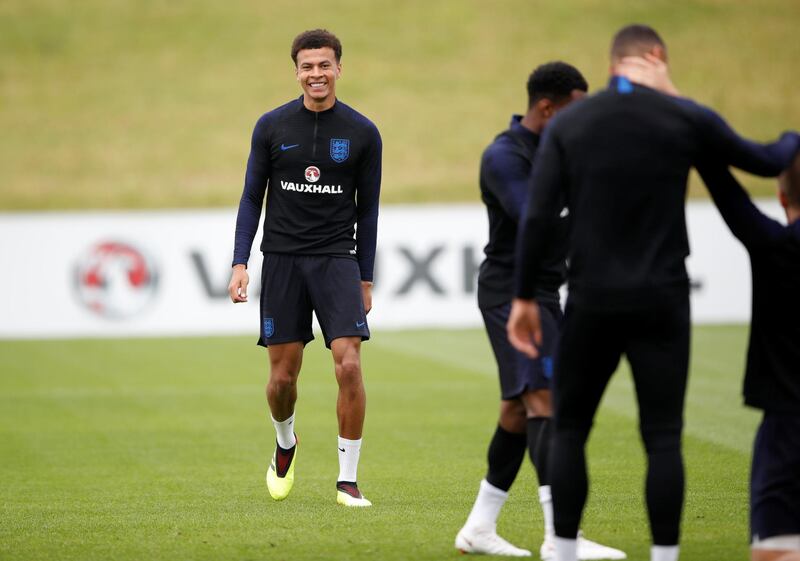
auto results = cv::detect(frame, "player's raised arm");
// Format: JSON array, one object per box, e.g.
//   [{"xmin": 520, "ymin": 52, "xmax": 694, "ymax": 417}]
[
  {"xmin": 620, "ymin": 54, "xmax": 800, "ymax": 179},
  {"xmin": 697, "ymin": 162, "xmax": 784, "ymax": 250},
  {"xmin": 690, "ymin": 102, "xmax": 800, "ymax": 177}
]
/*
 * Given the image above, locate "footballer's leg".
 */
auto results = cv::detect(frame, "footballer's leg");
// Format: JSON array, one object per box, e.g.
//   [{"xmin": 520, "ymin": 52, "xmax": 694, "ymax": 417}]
[
  {"xmin": 331, "ymin": 336, "xmax": 371, "ymax": 506},
  {"xmin": 519, "ymin": 303, "xmax": 560, "ymax": 559},
  {"xmin": 259, "ymin": 253, "xmax": 314, "ymax": 501},
  {"xmin": 549, "ymin": 302, "xmax": 624, "ymax": 561},
  {"xmin": 529, "ymin": 304, "xmax": 627, "ymax": 560},
  {"xmin": 456, "ymin": 398, "xmax": 531, "ymax": 556},
  {"xmin": 626, "ymin": 293, "xmax": 690, "ymax": 561},
  {"xmin": 521, "ymin": 389, "xmax": 557, "ymax": 557},
  {"xmin": 265, "ymin": 342, "xmax": 303, "ymax": 500},
  {"xmin": 456, "ymin": 303, "xmax": 532, "ymax": 557},
  {"xmin": 302, "ymin": 255, "xmax": 372, "ymax": 507}
]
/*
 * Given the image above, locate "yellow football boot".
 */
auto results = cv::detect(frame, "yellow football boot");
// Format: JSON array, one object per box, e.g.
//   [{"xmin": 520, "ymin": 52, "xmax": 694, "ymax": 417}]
[{"xmin": 266, "ymin": 436, "xmax": 297, "ymax": 501}]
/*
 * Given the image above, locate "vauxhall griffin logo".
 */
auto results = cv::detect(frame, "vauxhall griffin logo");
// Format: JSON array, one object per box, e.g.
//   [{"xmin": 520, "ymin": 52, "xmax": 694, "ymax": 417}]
[
  {"xmin": 74, "ymin": 241, "xmax": 159, "ymax": 319},
  {"xmin": 304, "ymin": 166, "xmax": 320, "ymax": 183}
]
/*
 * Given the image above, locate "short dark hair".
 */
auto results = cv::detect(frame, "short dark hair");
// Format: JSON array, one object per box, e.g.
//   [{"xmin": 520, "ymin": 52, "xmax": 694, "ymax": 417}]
[
  {"xmin": 527, "ymin": 62, "xmax": 588, "ymax": 108},
  {"xmin": 291, "ymin": 29, "xmax": 342, "ymax": 65},
  {"xmin": 780, "ymin": 151, "xmax": 800, "ymax": 208},
  {"xmin": 611, "ymin": 24, "xmax": 667, "ymax": 61}
]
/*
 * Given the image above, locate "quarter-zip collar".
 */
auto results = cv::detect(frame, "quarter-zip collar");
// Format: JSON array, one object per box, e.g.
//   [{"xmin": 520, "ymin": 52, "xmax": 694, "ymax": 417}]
[
  {"xmin": 299, "ymin": 94, "xmax": 339, "ymax": 115},
  {"xmin": 509, "ymin": 114, "xmax": 540, "ymax": 151}
]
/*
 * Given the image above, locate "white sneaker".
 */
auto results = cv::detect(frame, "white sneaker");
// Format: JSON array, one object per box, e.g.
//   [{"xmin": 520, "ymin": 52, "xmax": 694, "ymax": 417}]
[
  {"xmin": 540, "ymin": 533, "xmax": 626, "ymax": 560},
  {"xmin": 455, "ymin": 525, "xmax": 532, "ymax": 556}
]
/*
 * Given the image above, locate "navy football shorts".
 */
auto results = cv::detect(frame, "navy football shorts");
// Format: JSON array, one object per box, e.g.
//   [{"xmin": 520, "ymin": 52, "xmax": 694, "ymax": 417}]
[
  {"xmin": 751, "ymin": 411, "xmax": 800, "ymax": 542},
  {"xmin": 480, "ymin": 300, "xmax": 561, "ymax": 400},
  {"xmin": 258, "ymin": 253, "xmax": 369, "ymax": 349}
]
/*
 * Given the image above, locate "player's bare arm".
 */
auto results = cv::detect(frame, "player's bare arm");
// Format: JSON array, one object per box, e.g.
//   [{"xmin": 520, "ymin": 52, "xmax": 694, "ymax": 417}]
[
  {"xmin": 228, "ymin": 264, "xmax": 249, "ymax": 303},
  {"xmin": 506, "ymin": 297, "xmax": 542, "ymax": 359}
]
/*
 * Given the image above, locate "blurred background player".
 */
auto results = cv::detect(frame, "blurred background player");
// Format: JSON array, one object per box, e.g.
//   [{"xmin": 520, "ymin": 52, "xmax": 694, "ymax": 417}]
[
  {"xmin": 507, "ymin": 24, "xmax": 800, "ymax": 561},
  {"xmin": 228, "ymin": 29, "xmax": 382, "ymax": 507},
  {"xmin": 455, "ymin": 62, "xmax": 625, "ymax": 560},
  {"xmin": 699, "ymin": 154, "xmax": 800, "ymax": 561}
]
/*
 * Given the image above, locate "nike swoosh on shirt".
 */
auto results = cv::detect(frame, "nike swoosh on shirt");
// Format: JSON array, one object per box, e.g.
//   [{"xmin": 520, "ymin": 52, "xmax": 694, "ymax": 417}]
[
  {"xmin": 356, "ymin": 321, "xmax": 366, "ymax": 328},
  {"xmin": 280, "ymin": 143, "xmax": 299, "ymax": 151}
]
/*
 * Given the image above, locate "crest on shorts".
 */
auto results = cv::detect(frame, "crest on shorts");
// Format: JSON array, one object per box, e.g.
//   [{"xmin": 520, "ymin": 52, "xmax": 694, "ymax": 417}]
[
  {"xmin": 263, "ymin": 318, "xmax": 275, "ymax": 338},
  {"xmin": 330, "ymin": 138, "xmax": 350, "ymax": 163}
]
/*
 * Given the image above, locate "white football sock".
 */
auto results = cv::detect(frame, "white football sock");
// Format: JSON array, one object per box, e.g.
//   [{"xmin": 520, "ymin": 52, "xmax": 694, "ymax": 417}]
[
  {"xmin": 271, "ymin": 413, "xmax": 296, "ymax": 449},
  {"xmin": 651, "ymin": 545, "xmax": 679, "ymax": 561},
  {"xmin": 554, "ymin": 536, "xmax": 578, "ymax": 561},
  {"xmin": 337, "ymin": 436, "xmax": 362, "ymax": 482},
  {"xmin": 539, "ymin": 485, "xmax": 555, "ymax": 538},
  {"xmin": 464, "ymin": 479, "xmax": 508, "ymax": 529}
]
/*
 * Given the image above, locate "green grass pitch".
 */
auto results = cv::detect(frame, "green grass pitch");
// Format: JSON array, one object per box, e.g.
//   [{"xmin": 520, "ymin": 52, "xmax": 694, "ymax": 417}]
[{"xmin": 0, "ymin": 325, "xmax": 758, "ymax": 560}]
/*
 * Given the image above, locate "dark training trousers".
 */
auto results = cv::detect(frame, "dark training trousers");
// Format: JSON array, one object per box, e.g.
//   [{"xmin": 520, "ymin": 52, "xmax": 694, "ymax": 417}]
[
  {"xmin": 550, "ymin": 290, "xmax": 690, "ymax": 546},
  {"xmin": 751, "ymin": 412, "xmax": 800, "ymax": 542}
]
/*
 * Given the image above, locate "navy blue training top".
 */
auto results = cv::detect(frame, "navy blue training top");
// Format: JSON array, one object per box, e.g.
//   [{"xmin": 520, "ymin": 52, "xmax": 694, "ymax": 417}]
[
  {"xmin": 698, "ymin": 164, "xmax": 800, "ymax": 413},
  {"xmin": 478, "ymin": 115, "xmax": 565, "ymax": 309},
  {"xmin": 232, "ymin": 96, "xmax": 382, "ymax": 282},
  {"xmin": 516, "ymin": 77, "xmax": 800, "ymax": 310}
]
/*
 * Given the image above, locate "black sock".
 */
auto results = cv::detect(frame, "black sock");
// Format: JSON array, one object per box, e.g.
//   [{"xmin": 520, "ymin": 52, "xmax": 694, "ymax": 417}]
[
  {"xmin": 527, "ymin": 417, "xmax": 552, "ymax": 486},
  {"xmin": 485, "ymin": 425, "xmax": 526, "ymax": 492}
]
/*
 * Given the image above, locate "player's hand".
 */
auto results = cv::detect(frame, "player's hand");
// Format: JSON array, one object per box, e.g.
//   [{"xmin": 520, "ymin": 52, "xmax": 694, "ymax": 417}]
[
  {"xmin": 616, "ymin": 54, "xmax": 680, "ymax": 96},
  {"xmin": 361, "ymin": 281, "xmax": 373, "ymax": 314},
  {"xmin": 228, "ymin": 264, "xmax": 249, "ymax": 303},
  {"xmin": 507, "ymin": 298, "xmax": 542, "ymax": 358}
]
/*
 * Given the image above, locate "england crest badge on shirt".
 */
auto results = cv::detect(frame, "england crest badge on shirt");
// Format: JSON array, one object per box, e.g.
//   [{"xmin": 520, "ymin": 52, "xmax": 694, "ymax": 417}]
[{"xmin": 330, "ymin": 138, "xmax": 350, "ymax": 163}]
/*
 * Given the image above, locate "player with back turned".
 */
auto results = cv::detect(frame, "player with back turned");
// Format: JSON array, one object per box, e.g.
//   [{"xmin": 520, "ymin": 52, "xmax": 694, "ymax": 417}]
[
  {"xmin": 454, "ymin": 62, "xmax": 625, "ymax": 560},
  {"xmin": 699, "ymin": 155, "xmax": 800, "ymax": 561},
  {"xmin": 507, "ymin": 24, "xmax": 800, "ymax": 561},
  {"xmin": 228, "ymin": 29, "xmax": 381, "ymax": 507},
  {"xmin": 624, "ymin": 57, "xmax": 800, "ymax": 561},
  {"xmin": 615, "ymin": 55, "xmax": 800, "ymax": 561}
]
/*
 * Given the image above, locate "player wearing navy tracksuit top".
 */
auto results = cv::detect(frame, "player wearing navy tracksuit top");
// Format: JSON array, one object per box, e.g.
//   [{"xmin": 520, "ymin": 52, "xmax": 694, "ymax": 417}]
[
  {"xmin": 507, "ymin": 25, "xmax": 800, "ymax": 561},
  {"xmin": 229, "ymin": 29, "xmax": 381, "ymax": 508},
  {"xmin": 456, "ymin": 62, "xmax": 625, "ymax": 560},
  {"xmin": 698, "ymin": 159, "xmax": 800, "ymax": 561},
  {"xmin": 232, "ymin": 96, "xmax": 381, "ymax": 348}
]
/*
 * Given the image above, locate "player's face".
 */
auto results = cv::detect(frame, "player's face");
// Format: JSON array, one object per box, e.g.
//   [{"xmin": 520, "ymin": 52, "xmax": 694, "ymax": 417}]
[{"xmin": 295, "ymin": 47, "xmax": 341, "ymax": 106}]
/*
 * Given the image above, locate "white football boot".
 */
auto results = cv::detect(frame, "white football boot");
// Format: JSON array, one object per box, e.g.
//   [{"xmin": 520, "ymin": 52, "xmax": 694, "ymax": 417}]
[
  {"xmin": 540, "ymin": 531, "xmax": 627, "ymax": 560},
  {"xmin": 455, "ymin": 524, "xmax": 532, "ymax": 556}
]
